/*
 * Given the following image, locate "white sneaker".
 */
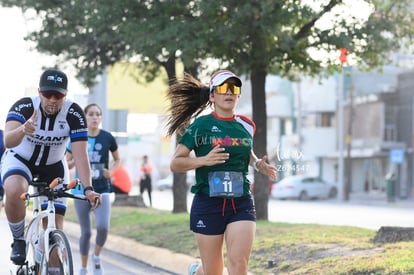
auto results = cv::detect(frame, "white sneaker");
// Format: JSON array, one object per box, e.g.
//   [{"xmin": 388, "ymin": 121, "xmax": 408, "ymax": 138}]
[
  {"xmin": 92, "ymin": 254, "xmax": 104, "ymax": 275},
  {"xmin": 188, "ymin": 261, "xmax": 200, "ymax": 275},
  {"xmin": 79, "ymin": 267, "xmax": 88, "ymax": 275}
]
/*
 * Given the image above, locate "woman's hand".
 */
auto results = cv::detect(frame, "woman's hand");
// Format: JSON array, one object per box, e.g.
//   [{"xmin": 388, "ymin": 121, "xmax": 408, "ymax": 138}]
[
  {"xmin": 103, "ymin": 168, "xmax": 111, "ymax": 179},
  {"xmin": 256, "ymin": 155, "xmax": 277, "ymax": 181},
  {"xmin": 204, "ymin": 145, "xmax": 230, "ymax": 166}
]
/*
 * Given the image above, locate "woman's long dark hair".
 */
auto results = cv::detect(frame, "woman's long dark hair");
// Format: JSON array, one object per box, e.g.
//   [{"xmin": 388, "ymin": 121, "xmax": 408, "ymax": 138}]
[{"xmin": 165, "ymin": 73, "xmax": 211, "ymax": 136}]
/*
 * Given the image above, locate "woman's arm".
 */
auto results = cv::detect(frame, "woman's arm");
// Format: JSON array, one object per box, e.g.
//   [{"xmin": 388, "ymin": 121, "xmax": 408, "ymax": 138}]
[
  {"xmin": 66, "ymin": 151, "xmax": 76, "ymax": 169},
  {"xmin": 250, "ymin": 150, "xmax": 277, "ymax": 181},
  {"xmin": 103, "ymin": 150, "xmax": 121, "ymax": 179},
  {"xmin": 170, "ymin": 144, "xmax": 230, "ymax": 172}
]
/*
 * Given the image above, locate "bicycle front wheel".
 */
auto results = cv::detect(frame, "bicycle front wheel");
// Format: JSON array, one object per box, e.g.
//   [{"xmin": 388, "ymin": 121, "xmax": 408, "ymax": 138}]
[
  {"xmin": 24, "ymin": 240, "xmax": 39, "ymax": 275},
  {"xmin": 24, "ymin": 218, "xmax": 41, "ymax": 275},
  {"xmin": 39, "ymin": 229, "xmax": 73, "ymax": 275}
]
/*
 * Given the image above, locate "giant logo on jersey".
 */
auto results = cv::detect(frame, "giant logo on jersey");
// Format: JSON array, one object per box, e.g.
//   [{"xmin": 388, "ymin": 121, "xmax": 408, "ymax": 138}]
[
  {"xmin": 29, "ymin": 134, "xmax": 68, "ymax": 146},
  {"xmin": 14, "ymin": 102, "xmax": 33, "ymax": 112},
  {"xmin": 68, "ymin": 107, "xmax": 86, "ymax": 127}
]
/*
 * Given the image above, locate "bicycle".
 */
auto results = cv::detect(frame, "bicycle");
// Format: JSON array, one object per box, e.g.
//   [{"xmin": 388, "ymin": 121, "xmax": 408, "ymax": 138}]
[{"xmin": 15, "ymin": 177, "xmax": 86, "ymax": 275}]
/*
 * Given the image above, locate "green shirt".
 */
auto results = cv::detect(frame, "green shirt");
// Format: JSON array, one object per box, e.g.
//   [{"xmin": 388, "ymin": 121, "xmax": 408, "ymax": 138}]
[{"xmin": 180, "ymin": 112, "xmax": 255, "ymax": 197}]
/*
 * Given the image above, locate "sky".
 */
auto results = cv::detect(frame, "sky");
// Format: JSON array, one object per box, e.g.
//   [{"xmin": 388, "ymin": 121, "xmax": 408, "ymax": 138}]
[
  {"xmin": 0, "ymin": 7, "xmax": 87, "ymax": 129},
  {"xmin": 0, "ymin": 7, "xmax": 37, "ymax": 128},
  {"xmin": 0, "ymin": 7, "xmax": 159, "ymax": 135}
]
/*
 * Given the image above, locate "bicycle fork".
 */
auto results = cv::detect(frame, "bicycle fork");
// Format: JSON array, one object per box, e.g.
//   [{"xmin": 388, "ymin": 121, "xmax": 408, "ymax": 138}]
[{"xmin": 43, "ymin": 200, "xmax": 57, "ymax": 264}]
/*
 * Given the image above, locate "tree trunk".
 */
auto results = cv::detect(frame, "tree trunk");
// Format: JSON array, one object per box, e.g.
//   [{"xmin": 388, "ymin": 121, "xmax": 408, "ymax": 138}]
[
  {"xmin": 251, "ymin": 67, "xmax": 269, "ymax": 220},
  {"xmin": 163, "ymin": 55, "xmax": 177, "ymax": 86},
  {"xmin": 163, "ymin": 56, "xmax": 188, "ymax": 213},
  {"xmin": 172, "ymin": 171, "xmax": 188, "ymax": 213}
]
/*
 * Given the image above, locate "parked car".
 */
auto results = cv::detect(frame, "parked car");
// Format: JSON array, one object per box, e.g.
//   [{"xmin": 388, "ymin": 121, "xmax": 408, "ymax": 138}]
[
  {"xmin": 154, "ymin": 172, "xmax": 195, "ymax": 191},
  {"xmin": 271, "ymin": 175, "xmax": 337, "ymax": 200}
]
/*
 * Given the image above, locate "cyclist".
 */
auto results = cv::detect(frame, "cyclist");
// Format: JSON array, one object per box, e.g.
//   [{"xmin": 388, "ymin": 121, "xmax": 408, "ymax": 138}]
[{"xmin": 1, "ymin": 68, "xmax": 101, "ymax": 269}]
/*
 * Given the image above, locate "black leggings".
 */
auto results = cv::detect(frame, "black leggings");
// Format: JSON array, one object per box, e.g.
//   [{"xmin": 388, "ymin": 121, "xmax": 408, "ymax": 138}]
[{"xmin": 140, "ymin": 178, "xmax": 152, "ymax": 206}]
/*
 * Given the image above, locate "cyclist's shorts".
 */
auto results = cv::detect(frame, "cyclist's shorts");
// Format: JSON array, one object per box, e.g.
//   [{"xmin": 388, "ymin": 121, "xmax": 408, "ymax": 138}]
[
  {"xmin": 1, "ymin": 150, "xmax": 69, "ymax": 215},
  {"xmin": 190, "ymin": 193, "xmax": 256, "ymax": 235}
]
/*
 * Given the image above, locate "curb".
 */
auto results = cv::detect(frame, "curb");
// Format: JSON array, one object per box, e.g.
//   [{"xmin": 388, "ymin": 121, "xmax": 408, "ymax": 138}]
[{"xmin": 63, "ymin": 219, "xmax": 197, "ymax": 275}]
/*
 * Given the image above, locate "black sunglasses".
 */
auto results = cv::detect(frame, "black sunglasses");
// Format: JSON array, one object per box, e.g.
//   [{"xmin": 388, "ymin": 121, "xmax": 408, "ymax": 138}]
[{"xmin": 41, "ymin": 91, "xmax": 65, "ymax": 100}]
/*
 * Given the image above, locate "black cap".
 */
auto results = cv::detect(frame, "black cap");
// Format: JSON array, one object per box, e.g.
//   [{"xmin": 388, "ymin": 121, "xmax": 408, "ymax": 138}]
[{"xmin": 39, "ymin": 69, "xmax": 68, "ymax": 95}]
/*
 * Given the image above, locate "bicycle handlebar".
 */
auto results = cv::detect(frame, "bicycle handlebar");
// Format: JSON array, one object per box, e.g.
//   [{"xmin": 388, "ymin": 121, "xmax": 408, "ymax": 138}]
[{"xmin": 20, "ymin": 177, "xmax": 87, "ymax": 201}]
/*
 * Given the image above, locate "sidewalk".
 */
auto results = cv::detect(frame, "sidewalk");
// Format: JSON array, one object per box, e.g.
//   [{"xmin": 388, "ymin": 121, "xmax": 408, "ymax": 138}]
[
  {"xmin": 346, "ymin": 191, "xmax": 414, "ymax": 209},
  {"xmin": 75, "ymin": 189, "xmax": 199, "ymax": 274},
  {"xmin": 63, "ymin": 219, "xmax": 196, "ymax": 275}
]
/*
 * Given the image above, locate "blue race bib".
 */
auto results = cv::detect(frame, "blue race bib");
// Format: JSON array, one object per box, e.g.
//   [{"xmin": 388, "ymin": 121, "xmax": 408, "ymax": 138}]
[{"xmin": 208, "ymin": 171, "xmax": 244, "ymax": 198}]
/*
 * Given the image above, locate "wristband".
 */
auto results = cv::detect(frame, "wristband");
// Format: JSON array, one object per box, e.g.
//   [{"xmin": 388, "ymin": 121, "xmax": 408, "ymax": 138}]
[
  {"xmin": 83, "ymin": 186, "xmax": 94, "ymax": 195},
  {"xmin": 253, "ymin": 159, "xmax": 262, "ymax": 172}
]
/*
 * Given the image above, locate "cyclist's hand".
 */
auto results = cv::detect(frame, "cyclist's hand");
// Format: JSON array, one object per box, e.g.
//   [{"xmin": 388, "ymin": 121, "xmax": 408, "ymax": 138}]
[
  {"xmin": 92, "ymin": 195, "xmax": 102, "ymax": 210},
  {"xmin": 23, "ymin": 109, "xmax": 38, "ymax": 136},
  {"xmin": 85, "ymin": 190, "xmax": 102, "ymax": 209}
]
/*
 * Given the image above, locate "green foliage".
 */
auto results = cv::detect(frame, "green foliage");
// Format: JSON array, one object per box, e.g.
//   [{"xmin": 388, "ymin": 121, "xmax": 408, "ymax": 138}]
[
  {"xmin": 110, "ymin": 207, "xmax": 197, "ymax": 254},
  {"xmin": 2, "ymin": 0, "xmax": 413, "ymax": 83}
]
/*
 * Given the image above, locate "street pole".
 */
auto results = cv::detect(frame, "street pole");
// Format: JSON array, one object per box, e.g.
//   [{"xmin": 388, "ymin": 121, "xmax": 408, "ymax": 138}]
[
  {"xmin": 338, "ymin": 69, "xmax": 345, "ymax": 201},
  {"xmin": 338, "ymin": 48, "xmax": 348, "ymax": 201},
  {"xmin": 296, "ymin": 80, "xmax": 302, "ymax": 176},
  {"xmin": 345, "ymin": 84, "xmax": 353, "ymax": 201}
]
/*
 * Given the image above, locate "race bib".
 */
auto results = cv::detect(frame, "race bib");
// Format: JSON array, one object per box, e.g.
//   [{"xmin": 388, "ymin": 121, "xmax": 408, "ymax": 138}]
[
  {"xmin": 91, "ymin": 163, "xmax": 105, "ymax": 180},
  {"xmin": 208, "ymin": 171, "xmax": 244, "ymax": 198}
]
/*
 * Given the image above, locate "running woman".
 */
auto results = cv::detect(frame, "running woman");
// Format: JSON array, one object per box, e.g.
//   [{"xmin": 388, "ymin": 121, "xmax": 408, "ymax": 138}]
[
  {"xmin": 67, "ymin": 103, "xmax": 120, "ymax": 275},
  {"xmin": 166, "ymin": 70, "xmax": 277, "ymax": 275}
]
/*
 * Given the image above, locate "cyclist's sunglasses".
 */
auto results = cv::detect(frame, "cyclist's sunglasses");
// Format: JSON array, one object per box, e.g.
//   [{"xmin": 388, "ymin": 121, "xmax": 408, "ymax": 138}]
[
  {"xmin": 41, "ymin": 91, "xmax": 66, "ymax": 100},
  {"xmin": 214, "ymin": 83, "xmax": 241, "ymax": 95}
]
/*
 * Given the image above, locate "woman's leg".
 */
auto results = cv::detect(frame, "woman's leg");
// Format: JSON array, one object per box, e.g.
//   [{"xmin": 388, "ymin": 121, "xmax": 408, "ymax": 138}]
[
  {"xmin": 225, "ymin": 221, "xmax": 256, "ymax": 275},
  {"xmin": 74, "ymin": 199, "xmax": 92, "ymax": 268},
  {"xmin": 194, "ymin": 233, "xmax": 225, "ymax": 275},
  {"xmin": 94, "ymin": 193, "xmax": 111, "ymax": 255},
  {"xmin": 147, "ymin": 180, "xmax": 152, "ymax": 206}
]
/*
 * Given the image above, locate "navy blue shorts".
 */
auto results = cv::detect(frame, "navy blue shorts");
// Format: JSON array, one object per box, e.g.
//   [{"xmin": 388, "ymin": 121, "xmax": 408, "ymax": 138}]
[{"xmin": 190, "ymin": 193, "xmax": 256, "ymax": 235}]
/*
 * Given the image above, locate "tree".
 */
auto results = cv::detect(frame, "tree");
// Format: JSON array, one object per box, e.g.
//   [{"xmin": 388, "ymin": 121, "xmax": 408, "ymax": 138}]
[
  {"xmin": 191, "ymin": 0, "xmax": 414, "ymax": 219},
  {"xmin": 2, "ymin": 0, "xmax": 414, "ymax": 219},
  {"xmin": 0, "ymin": 0, "xmax": 204, "ymax": 213}
]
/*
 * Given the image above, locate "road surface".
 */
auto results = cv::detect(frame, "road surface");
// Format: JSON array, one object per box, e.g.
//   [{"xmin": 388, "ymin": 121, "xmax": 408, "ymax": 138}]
[
  {"xmin": 146, "ymin": 189, "xmax": 414, "ymax": 230},
  {"xmin": 0, "ymin": 209, "xmax": 173, "ymax": 275}
]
